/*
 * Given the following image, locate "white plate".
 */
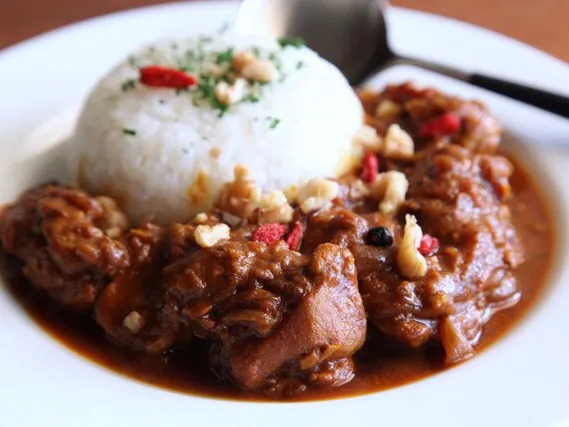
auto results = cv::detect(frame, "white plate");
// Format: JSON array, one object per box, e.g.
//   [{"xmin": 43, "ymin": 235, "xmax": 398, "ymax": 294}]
[{"xmin": 1, "ymin": 2, "xmax": 569, "ymax": 427}]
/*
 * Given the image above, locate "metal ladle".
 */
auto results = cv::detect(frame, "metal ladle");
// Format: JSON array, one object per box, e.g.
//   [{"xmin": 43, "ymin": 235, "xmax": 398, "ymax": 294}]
[{"xmin": 236, "ymin": 0, "xmax": 569, "ymax": 118}]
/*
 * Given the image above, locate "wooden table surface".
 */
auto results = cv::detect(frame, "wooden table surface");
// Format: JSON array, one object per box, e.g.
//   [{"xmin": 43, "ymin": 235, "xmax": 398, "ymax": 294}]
[{"xmin": 1, "ymin": 0, "xmax": 568, "ymax": 63}]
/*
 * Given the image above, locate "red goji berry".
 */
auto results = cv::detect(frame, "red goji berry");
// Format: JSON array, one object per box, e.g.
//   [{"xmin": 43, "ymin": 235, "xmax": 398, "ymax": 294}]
[
  {"xmin": 285, "ymin": 221, "xmax": 304, "ymax": 251},
  {"xmin": 251, "ymin": 223, "xmax": 287, "ymax": 245},
  {"xmin": 418, "ymin": 234, "xmax": 439, "ymax": 257},
  {"xmin": 139, "ymin": 65, "xmax": 197, "ymax": 89},
  {"xmin": 360, "ymin": 152, "xmax": 379, "ymax": 183},
  {"xmin": 419, "ymin": 112, "xmax": 461, "ymax": 139}
]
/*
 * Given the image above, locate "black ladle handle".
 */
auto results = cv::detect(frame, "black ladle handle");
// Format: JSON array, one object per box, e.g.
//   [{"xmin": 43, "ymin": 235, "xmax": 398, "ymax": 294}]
[
  {"xmin": 469, "ymin": 73, "xmax": 569, "ymax": 118},
  {"xmin": 391, "ymin": 55, "xmax": 569, "ymax": 119}
]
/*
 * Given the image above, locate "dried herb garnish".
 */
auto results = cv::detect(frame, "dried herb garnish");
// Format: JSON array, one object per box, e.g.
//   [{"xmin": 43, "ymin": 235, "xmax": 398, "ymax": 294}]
[
  {"xmin": 243, "ymin": 93, "xmax": 260, "ymax": 103},
  {"xmin": 127, "ymin": 36, "xmax": 296, "ymax": 117},
  {"xmin": 267, "ymin": 117, "xmax": 281, "ymax": 129},
  {"xmin": 215, "ymin": 48, "xmax": 234, "ymax": 64},
  {"xmin": 121, "ymin": 79, "xmax": 137, "ymax": 91},
  {"xmin": 278, "ymin": 37, "xmax": 305, "ymax": 48}
]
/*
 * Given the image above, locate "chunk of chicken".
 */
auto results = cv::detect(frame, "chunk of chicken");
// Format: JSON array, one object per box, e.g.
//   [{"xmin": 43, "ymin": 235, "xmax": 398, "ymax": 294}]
[
  {"xmin": 94, "ymin": 223, "xmax": 185, "ymax": 353},
  {"xmin": 163, "ymin": 241, "xmax": 366, "ymax": 392},
  {"xmin": 0, "ymin": 185, "xmax": 129, "ymax": 310},
  {"xmin": 226, "ymin": 243, "xmax": 367, "ymax": 390}
]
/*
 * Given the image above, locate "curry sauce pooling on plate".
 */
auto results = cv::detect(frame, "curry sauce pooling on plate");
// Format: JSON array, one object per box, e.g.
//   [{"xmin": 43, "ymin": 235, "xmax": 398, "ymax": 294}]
[{"xmin": 0, "ymin": 83, "xmax": 555, "ymax": 401}]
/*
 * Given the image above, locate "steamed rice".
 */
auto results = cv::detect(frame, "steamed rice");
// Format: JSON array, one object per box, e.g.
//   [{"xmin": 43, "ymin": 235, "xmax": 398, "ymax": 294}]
[{"xmin": 70, "ymin": 32, "xmax": 364, "ymax": 224}]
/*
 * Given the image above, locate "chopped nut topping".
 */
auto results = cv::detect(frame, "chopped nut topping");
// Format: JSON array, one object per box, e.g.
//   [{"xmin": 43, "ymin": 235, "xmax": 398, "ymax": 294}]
[
  {"xmin": 123, "ymin": 311, "xmax": 144, "ymax": 333},
  {"xmin": 397, "ymin": 215, "xmax": 428, "ymax": 279},
  {"xmin": 232, "ymin": 50, "xmax": 256, "ymax": 73},
  {"xmin": 383, "ymin": 124, "xmax": 414, "ymax": 159},
  {"xmin": 241, "ymin": 60, "xmax": 278, "ymax": 83},
  {"xmin": 207, "ymin": 63, "xmax": 227, "ymax": 78},
  {"xmin": 260, "ymin": 204, "xmax": 294, "ymax": 224},
  {"xmin": 96, "ymin": 196, "xmax": 129, "ymax": 237},
  {"xmin": 214, "ymin": 78, "xmax": 247, "ymax": 105},
  {"xmin": 298, "ymin": 178, "xmax": 339, "ymax": 201},
  {"xmin": 375, "ymin": 100, "xmax": 403, "ymax": 119},
  {"xmin": 216, "ymin": 165, "xmax": 261, "ymax": 219},
  {"xmin": 283, "ymin": 185, "xmax": 299, "ymax": 203},
  {"xmin": 349, "ymin": 179, "xmax": 371, "ymax": 200},
  {"xmin": 193, "ymin": 212, "xmax": 209, "ymax": 224},
  {"xmin": 194, "ymin": 223, "xmax": 230, "ymax": 248},
  {"xmin": 371, "ymin": 171, "xmax": 409, "ymax": 215},
  {"xmin": 259, "ymin": 191, "xmax": 294, "ymax": 224},
  {"xmin": 186, "ymin": 170, "xmax": 210, "ymax": 206},
  {"xmin": 259, "ymin": 190, "xmax": 288, "ymax": 210},
  {"xmin": 353, "ymin": 125, "xmax": 383, "ymax": 151},
  {"xmin": 234, "ymin": 164, "xmax": 254, "ymax": 181},
  {"xmin": 300, "ymin": 197, "xmax": 332, "ymax": 214},
  {"xmin": 297, "ymin": 178, "xmax": 339, "ymax": 214},
  {"xmin": 335, "ymin": 151, "xmax": 360, "ymax": 177}
]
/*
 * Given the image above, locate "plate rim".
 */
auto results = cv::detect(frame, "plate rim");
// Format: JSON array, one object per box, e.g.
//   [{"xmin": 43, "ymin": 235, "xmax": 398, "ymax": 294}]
[
  {"xmin": 2, "ymin": 1, "xmax": 568, "ymax": 71},
  {"xmin": 1, "ymin": 2, "xmax": 569, "ymax": 427}
]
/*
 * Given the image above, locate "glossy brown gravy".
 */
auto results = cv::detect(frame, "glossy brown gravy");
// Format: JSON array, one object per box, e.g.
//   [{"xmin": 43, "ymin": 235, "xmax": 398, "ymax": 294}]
[{"xmin": 1, "ymin": 153, "xmax": 555, "ymax": 402}]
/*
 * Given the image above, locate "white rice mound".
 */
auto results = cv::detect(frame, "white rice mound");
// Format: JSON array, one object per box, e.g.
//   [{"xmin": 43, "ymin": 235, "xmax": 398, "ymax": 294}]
[{"xmin": 70, "ymin": 32, "xmax": 364, "ymax": 224}]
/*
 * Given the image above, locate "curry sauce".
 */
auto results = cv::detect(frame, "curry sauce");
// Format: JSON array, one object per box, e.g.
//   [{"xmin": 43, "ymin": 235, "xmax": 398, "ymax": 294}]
[{"xmin": 1, "ymin": 154, "xmax": 554, "ymax": 402}]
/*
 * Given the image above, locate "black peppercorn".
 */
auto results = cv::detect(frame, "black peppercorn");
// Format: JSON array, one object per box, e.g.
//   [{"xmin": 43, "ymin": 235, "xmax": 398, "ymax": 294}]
[{"xmin": 366, "ymin": 226, "xmax": 393, "ymax": 247}]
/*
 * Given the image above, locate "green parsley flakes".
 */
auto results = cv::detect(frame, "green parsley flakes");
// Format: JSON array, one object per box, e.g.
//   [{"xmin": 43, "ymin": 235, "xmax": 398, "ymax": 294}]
[
  {"xmin": 215, "ymin": 48, "xmax": 234, "ymax": 64},
  {"xmin": 243, "ymin": 93, "xmax": 260, "ymax": 103},
  {"xmin": 267, "ymin": 117, "xmax": 281, "ymax": 129},
  {"xmin": 193, "ymin": 74, "xmax": 230, "ymax": 117},
  {"xmin": 278, "ymin": 37, "xmax": 306, "ymax": 48},
  {"xmin": 127, "ymin": 56, "xmax": 139, "ymax": 67},
  {"xmin": 218, "ymin": 23, "xmax": 230, "ymax": 35},
  {"xmin": 123, "ymin": 128, "xmax": 137, "ymax": 136},
  {"xmin": 121, "ymin": 79, "xmax": 137, "ymax": 91}
]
